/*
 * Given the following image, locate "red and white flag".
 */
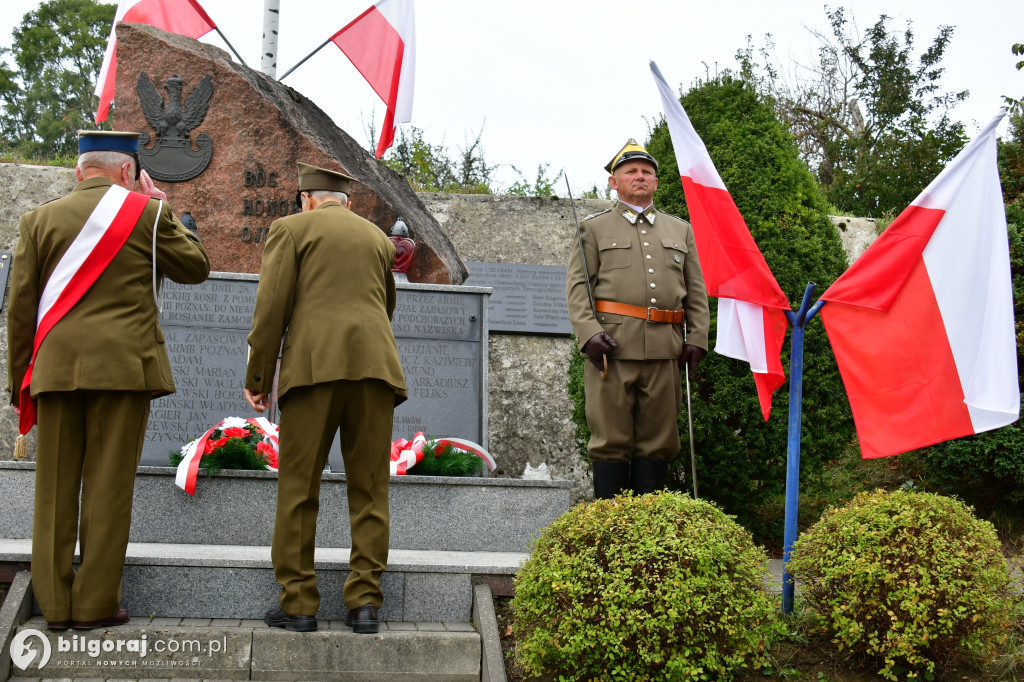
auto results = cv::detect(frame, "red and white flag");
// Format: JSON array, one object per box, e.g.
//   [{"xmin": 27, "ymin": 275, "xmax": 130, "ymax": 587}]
[
  {"xmin": 651, "ymin": 61, "xmax": 791, "ymax": 420},
  {"xmin": 94, "ymin": 0, "xmax": 217, "ymax": 124},
  {"xmin": 331, "ymin": 0, "xmax": 415, "ymax": 158},
  {"xmin": 820, "ymin": 110, "xmax": 1018, "ymax": 458}
]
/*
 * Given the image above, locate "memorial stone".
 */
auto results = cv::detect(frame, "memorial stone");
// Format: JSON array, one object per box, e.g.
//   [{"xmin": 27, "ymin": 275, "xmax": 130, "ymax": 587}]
[
  {"xmin": 112, "ymin": 21, "xmax": 467, "ymax": 284},
  {"xmin": 144, "ymin": 275, "xmax": 490, "ymax": 468}
]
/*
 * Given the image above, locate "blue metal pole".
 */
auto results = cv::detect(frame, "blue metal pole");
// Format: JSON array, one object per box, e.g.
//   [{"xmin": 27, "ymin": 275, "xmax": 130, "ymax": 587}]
[{"xmin": 781, "ymin": 283, "xmax": 826, "ymax": 614}]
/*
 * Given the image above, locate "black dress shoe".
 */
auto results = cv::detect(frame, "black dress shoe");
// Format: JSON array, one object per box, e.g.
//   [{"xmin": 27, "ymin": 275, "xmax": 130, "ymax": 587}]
[
  {"xmin": 264, "ymin": 607, "xmax": 317, "ymax": 632},
  {"xmin": 46, "ymin": 620, "xmax": 71, "ymax": 631},
  {"xmin": 71, "ymin": 608, "xmax": 130, "ymax": 630},
  {"xmin": 344, "ymin": 604, "xmax": 379, "ymax": 634}
]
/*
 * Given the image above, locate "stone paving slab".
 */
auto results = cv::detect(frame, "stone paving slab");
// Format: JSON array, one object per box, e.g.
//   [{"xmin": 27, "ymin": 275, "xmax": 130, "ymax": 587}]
[
  {"xmin": 8, "ymin": 618, "xmax": 480, "ymax": 682},
  {"xmin": 249, "ymin": 627, "xmax": 479, "ymax": 682},
  {"xmin": 0, "ymin": 539, "xmax": 526, "ymax": 623}
]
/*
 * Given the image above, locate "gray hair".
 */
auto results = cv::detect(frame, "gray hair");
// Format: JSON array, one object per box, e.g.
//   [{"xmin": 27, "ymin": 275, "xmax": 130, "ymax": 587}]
[
  {"xmin": 78, "ymin": 150, "xmax": 135, "ymax": 176},
  {"xmin": 310, "ymin": 189, "xmax": 348, "ymax": 204}
]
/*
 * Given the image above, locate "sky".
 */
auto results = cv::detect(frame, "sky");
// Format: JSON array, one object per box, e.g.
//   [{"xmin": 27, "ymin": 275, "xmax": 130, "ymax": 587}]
[{"xmin": 1, "ymin": 0, "xmax": 1022, "ymax": 195}]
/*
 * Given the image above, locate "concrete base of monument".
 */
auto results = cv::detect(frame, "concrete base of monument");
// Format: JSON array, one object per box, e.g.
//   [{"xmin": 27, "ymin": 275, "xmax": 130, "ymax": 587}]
[
  {"xmin": 0, "ymin": 461, "xmax": 570, "ymax": 625},
  {"xmin": 0, "ymin": 462, "xmax": 570, "ymax": 554},
  {"xmin": 1, "ymin": 571, "xmax": 488, "ymax": 682},
  {"xmin": 0, "ymin": 538, "xmax": 518, "ymax": 626}
]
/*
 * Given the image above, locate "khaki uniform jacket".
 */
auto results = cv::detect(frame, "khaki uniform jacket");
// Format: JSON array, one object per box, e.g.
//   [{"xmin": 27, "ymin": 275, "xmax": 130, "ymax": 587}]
[
  {"xmin": 7, "ymin": 177, "xmax": 211, "ymax": 404},
  {"xmin": 566, "ymin": 202, "xmax": 710, "ymax": 360},
  {"xmin": 245, "ymin": 202, "xmax": 408, "ymax": 405}
]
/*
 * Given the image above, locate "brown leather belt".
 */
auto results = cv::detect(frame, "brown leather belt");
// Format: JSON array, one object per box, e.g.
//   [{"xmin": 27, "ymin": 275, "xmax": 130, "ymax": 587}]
[{"xmin": 595, "ymin": 300, "xmax": 685, "ymax": 324}]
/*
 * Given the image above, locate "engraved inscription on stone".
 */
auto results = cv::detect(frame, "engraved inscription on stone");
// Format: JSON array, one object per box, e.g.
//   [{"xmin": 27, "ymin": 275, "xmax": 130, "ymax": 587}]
[
  {"xmin": 143, "ymin": 276, "xmax": 488, "ymax": 467},
  {"xmin": 142, "ymin": 278, "xmax": 256, "ymax": 464},
  {"xmin": 390, "ymin": 289, "xmax": 484, "ymax": 445},
  {"xmin": 463, "ymin": 261, "xmax": 570, "ymax": 335}
]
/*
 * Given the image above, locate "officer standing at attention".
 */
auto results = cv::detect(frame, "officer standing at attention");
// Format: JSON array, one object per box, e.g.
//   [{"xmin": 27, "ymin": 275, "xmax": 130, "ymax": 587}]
[
  {"xmin": 566, "ymin": 139, "xmax": 710, "ymax": 499},
  {"xmin": 244, "ymin": 162, "xmax": 407, "ymax": 634},
  {"xmin": 7, "ymin": 130, "xmax": 210, "ymax": 630}
]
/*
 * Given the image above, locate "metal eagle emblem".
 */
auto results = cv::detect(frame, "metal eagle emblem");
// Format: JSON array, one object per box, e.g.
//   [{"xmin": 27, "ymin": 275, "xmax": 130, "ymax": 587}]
[{"xmin": 136, "ymin": 71, "xmax": 214, "ymax": 182}]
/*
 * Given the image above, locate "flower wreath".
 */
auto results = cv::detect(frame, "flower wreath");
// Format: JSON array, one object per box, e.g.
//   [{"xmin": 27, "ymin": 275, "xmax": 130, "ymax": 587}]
[{"xmin": 172, "ymin": 417, "xmax": 279, "ymax": 495}]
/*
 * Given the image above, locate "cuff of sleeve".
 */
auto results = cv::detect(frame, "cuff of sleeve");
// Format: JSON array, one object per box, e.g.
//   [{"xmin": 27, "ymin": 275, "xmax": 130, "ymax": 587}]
[
  {"xmin": 574, "ymin": 322, "xmax": 605, "ymax": 351},
  {"xmin": 684, "ymin": 331, "xmax": 709, "ymax": 351}
]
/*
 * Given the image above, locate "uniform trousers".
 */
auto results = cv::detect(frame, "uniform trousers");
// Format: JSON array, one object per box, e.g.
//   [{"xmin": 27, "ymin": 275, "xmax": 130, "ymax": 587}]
[
  {"xmin": 273, "ymin": 379, "xmax": 394, "ymax": 616},
  {"xmin": 584, "ymin": 358, "xmax": 682, "ymax": 463},
  {"xmin": 32, "ymin": 390, "xmax": 151, "ymax": 623}
]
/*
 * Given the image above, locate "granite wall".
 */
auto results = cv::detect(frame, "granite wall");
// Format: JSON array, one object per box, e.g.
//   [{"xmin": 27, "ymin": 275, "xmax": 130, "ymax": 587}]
[{"xmin": 0, "ymin": 164, "xmax": 77, "ymax": 461}]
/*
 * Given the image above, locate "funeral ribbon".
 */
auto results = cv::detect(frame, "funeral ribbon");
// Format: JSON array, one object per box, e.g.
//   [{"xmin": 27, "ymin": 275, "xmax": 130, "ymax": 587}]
[
  {"xmin": 389, "ymin": 432, "xmax": 496, "ymax": 475},
  {"xmin": 175, "ymin": 416, "xmax": 279, "ymax": 495}
]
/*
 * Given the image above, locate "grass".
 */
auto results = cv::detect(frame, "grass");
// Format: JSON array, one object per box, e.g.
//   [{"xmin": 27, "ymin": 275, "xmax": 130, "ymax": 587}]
[{"xmin": 0, "ymin": 152, "xmax": 76, "ymax": 168}]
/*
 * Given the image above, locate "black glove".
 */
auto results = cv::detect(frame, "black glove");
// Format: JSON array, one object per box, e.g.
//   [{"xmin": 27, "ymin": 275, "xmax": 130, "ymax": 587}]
[
  {"xmin": 583, "ymin": 332, "xmax": 618, "ymax": 370},
  {"xmin": 679, "ymin": 344, "xmax": 707, "ymax": 375}
]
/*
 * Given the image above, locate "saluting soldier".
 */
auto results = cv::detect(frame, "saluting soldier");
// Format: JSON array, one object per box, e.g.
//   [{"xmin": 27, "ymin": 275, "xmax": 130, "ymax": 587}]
[
  {"xmin": 566, "ymin": 139, "xmax": 710, "ymax": 499},
  {"xmin": 244, "ymin": 162, "xmax": 407, "ymax": 634},
  {"xmin": 6, "ymin": 130, "xmax": 211, "ymax": 630}
]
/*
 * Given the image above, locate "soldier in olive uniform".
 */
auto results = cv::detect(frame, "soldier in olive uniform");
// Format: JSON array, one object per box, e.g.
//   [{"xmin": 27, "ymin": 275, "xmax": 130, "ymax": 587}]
[
  {"xmin": 7, "ymin": 131, "xmax": 211, "ymax": 630},
  {"xmin": 244, "ymin": 163, "xmax": 407, "ymax": 634},
  {"xmin": 566, "ymin": 139, "xmax": 710, "ymax": 498}
]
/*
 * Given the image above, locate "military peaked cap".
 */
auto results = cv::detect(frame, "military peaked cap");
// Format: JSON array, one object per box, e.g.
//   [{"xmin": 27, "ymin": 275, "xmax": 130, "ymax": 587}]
[
  {"xmin": 605, "ymin": 138, "xmax": 659, "ymax": 173},
  {"xmin": 297, "ymin": 162, "xmax": 356, "ymax": 194},
  {"xmin": 77, "ymin": 130, "xmax": 141, "ymax": 155}
]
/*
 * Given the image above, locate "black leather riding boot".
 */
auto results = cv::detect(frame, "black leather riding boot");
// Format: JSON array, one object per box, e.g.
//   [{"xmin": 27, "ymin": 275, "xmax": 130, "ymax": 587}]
[
  {"xmin": 630, "ymin": 457, "xmax": 670, "ymax": 494},
  {"xmin": 591, "ymin": 460, "xmax": 630, "ymax": 499}
]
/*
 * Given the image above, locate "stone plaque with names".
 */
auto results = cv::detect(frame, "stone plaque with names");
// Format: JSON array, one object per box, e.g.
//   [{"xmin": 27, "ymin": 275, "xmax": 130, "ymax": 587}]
[
  {"xmin": 142, "ymin": 274, "xmax": 490, "ymax": 470},
  {"xmin": 463, "ymin": 261, "xmax": 570, "ymax": 335}
]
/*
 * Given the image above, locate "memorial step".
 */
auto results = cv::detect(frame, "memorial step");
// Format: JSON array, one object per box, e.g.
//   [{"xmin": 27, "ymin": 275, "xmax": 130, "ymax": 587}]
[
  {"xmin": 0, "ymin": 539, "xmax": 526, "ymax": 624},
  {"xmin": 8, "ymin": 616, "xmax": 481, "ymax": 681},
  {"xmin": 0, "ymin": 462, "xmax": 571, "ymax": 555}
]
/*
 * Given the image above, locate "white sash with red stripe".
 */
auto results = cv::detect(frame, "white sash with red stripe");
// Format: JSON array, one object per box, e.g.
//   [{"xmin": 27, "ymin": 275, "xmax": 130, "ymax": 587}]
[{"xmin": 18, "ymin": 185, "xmax": 150, "ymax": 433}]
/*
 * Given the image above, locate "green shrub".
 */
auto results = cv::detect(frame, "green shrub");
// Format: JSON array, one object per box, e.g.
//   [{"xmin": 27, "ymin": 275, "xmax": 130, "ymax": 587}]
[
  {"xmin": 787, "ymin": 489, "xmax": 1015, "ymax": 680},
  {"xmin": 511, "ymin": 492, "xmax": 784, "ymax": 681}
]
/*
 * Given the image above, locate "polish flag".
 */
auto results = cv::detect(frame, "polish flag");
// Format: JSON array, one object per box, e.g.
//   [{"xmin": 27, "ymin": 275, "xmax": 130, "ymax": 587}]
[
  {"xmin": 94, "ymin": 0, "xmax": 217, "ymax": 124},
  {"xmin": 651, "ymin": 61, "xmax": 791, "ymax": 420},
  {"xmin": 820, "ymin": 111, "xmax": 1018, "ymax": 458},
  {"xmin": 331, "ymin": 0, "xmax": 415, "ymax": 158}
]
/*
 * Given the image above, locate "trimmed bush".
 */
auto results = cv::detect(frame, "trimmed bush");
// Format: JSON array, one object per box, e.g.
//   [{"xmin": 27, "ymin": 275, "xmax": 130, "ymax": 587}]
[
  {"xmin": 787, "ymin": 489, "xmax": 1015, "ymax": 680},
  {"xmin": 511, "ymin": 492, "xmax": 784, "ymax": 681}
]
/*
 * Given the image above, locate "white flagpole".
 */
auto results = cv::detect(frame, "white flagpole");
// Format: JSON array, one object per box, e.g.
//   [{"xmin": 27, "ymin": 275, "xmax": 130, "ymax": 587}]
[{"xmin": 261, "ymin": 0, "xmax": 281, "ymax": 78}]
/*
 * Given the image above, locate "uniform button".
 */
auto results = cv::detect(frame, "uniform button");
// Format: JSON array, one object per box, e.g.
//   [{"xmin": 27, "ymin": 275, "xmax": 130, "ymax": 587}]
[
  {"xmin": 643, "ymin": 242, "xmax": 650, "ymax": 247},
  {"xmin": 611, "ymin": 242, "xmax": 617, "ymax": 246},
  {"xmin": 650, "ymin": 283, "xmax": 656, "ymax": 288},
  {"xmin": 648, "ymin": 268, "xmax": 654, "ymax": 273},
  {"xmin": 254, "ymin": 374, "xmax": 261, "ymax": 382},
  {"xmin": 650, "ymin": 298, "xmax": 657, "ymax": 304},
  {"xmin": 646, "ymin": 254, "xmax": 652, "ymax": 260},
  {"xmin": 641, "ymin": 230, "xmax": 647, "ymax": 235}
]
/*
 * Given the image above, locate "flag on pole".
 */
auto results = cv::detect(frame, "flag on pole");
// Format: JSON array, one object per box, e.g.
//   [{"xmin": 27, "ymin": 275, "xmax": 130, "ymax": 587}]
[
  {"xmin": 330, "ymin": 0, "xmax": 415, "ymax": 158},
  {"xmin": 94, "ymin": 0, "xmax": 217, "ymax": 124},
  {"xmin": 650, "ymin": 61, "xmax": 791, "ymax": 420},
  {"xmin": 820, "ymin": 110, "xmax": 1018, "ymax": 458}
]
